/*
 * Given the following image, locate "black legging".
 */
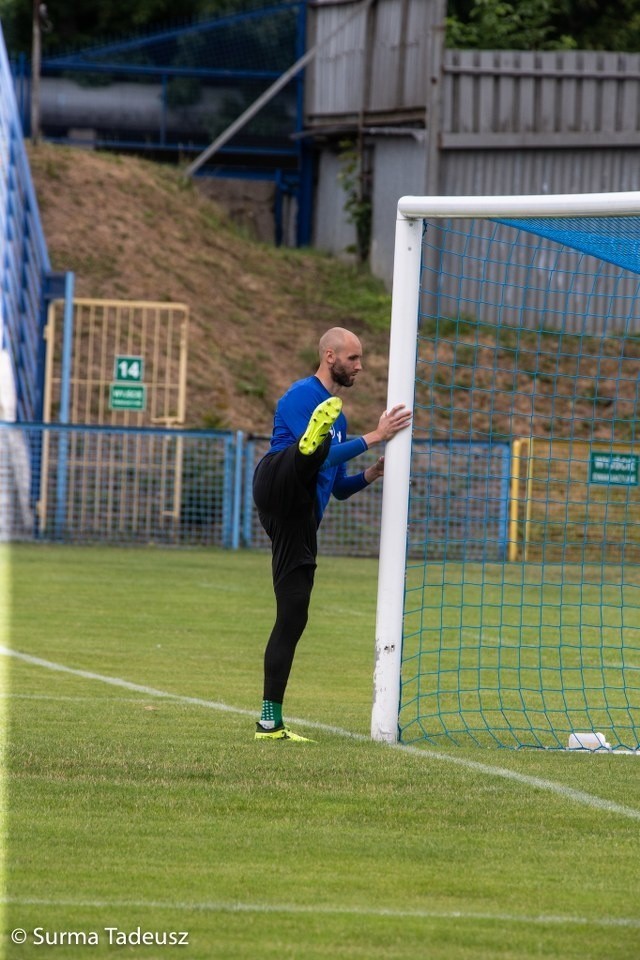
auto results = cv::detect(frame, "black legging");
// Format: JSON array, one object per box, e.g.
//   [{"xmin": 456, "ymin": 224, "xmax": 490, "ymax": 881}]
[
  {"xmin": 253, "ymin": 437, "xmax": 330, "ymax": 587},
  {"xmin": 263, "ymin": 564, "xmax": 315, "ymax": 703},
  {"xmin": 254, "ymin": 435, "xmax": 331, "ymax": 705}
]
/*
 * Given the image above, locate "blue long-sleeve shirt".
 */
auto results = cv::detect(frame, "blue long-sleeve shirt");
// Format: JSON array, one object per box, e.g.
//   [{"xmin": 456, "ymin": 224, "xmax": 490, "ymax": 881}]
[{"xmin": 268, "ymin": 375, "xmax": 370, "ymax": 522}]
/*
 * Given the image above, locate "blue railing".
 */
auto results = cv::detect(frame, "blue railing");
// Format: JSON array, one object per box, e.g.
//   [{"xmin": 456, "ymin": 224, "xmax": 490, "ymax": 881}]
[{"xmin": 0, "ymin": 23, "xmax": 52, "ymax": 422}]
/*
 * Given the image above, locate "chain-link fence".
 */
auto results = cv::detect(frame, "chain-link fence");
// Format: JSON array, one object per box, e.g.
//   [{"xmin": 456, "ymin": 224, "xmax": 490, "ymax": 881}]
[
  {"xmin": 244, "ymin": 435, "xmax": 386, "ymax": 558},
  {"xmin": 1, "ymin": 423, "xmax": 237, "ymax": 547},
  {"xmin": 0, "ymin": 422, "xmax": 511, "ymax": 558}
]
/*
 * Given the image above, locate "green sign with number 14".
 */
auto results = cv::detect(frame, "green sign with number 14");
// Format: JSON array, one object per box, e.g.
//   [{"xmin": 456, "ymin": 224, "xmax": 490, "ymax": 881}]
[{"xmin": 114, "ymin": 356, "xmax": 144, "ymax": 383}]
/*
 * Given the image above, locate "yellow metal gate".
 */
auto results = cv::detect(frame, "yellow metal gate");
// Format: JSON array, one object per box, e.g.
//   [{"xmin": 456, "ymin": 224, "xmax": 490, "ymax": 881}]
[{"xmin": 39, "ymin": 299, "xmax": 189, "ymax": 537}]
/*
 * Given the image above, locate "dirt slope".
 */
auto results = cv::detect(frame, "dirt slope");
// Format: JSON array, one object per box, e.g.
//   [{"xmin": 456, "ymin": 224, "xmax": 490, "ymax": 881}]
[{"xmin": 28, "ymin": 143, "xmax": 392, "ymax": 435}]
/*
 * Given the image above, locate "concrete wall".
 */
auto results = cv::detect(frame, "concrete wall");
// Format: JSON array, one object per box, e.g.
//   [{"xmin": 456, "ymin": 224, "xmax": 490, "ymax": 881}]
[
  {"xmin": 312, "ymin": 147, "xmax": 357, "ymax": 262},
  {"xmin": 312, "ymin": 135, "xmax": 429, "ymax": 281},
  {"xmin": 368, "ymin": 134, "xmax": 427, "ymax": 284}
]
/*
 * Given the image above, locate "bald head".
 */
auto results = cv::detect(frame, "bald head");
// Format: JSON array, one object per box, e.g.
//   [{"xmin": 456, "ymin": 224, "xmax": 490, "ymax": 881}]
[
  {"xmin": 318, "ymin": 327, "xmax": 357, "ymax": 359},
  {"xmin": 316, "ymin": 327, "xmax": 363, "ymax": 392},
  {"xmin": 318, "ymin": 327, "xmax": 362, "ymax": 361}
]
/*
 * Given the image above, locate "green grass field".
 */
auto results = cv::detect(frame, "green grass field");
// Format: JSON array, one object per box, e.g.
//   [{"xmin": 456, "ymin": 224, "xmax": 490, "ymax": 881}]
[{"xmin": 2, "ymin": 544, "xmax": 640, "ymax": 959}]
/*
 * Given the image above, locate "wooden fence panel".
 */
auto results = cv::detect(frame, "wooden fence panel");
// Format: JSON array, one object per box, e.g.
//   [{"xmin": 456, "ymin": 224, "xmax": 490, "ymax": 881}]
[{"xmin": 441, "ymin": 49, "xmax": 640, "ymax": 148}]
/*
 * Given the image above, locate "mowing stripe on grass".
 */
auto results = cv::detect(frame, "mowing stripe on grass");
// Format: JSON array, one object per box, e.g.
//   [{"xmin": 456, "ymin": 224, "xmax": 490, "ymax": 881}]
[
  {"xmin": 2, "ymin": 897, "xmax": 640, "ymax": 930},
  {"xmin": 0, "ymin": 694, "xmax": 176, "ymax": 703},
  {"xmin": 2, "ymin": 645, "xmax": 640, "ymax": 822}
]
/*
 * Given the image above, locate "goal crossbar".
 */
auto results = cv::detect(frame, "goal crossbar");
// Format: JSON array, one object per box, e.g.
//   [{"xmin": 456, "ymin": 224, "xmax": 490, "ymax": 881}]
[{"xmin": 397, "ymin": 191, "xmax": 640, "ymax": 220}]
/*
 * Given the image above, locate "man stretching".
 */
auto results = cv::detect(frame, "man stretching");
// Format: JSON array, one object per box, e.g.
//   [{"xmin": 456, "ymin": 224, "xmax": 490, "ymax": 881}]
[{"xmin": 253, "ymin": 326, "xmax": 412, "ymax": 741}]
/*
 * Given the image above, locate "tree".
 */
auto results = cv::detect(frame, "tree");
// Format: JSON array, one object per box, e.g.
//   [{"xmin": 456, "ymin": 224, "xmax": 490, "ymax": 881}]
[
  {"xmin": 0, "ymin": 0, "xmax": 272, "ymax": 57},
  {"xmin": 551, "ymin": 0, "xmax": 640, "ymax": 51},
  {"xmin": 446, "ymin": 0, "xmax": 575, "ymax": 50},
  {"xmin": 446, "ymin": 0, "xmax": 640, "ymax": 50}
]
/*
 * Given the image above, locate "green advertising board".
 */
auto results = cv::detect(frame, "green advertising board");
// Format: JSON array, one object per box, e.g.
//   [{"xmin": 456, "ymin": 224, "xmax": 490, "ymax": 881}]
[{"xmin": 589, "ymin": 452, "xmax": 639, "ymax": 486}]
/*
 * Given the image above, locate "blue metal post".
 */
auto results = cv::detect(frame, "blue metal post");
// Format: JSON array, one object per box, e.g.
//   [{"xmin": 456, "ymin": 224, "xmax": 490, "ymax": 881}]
[
  {"xmin": 58, "ymin": 272, "xmax": 75, "ymax": 423},
  {"xmin": 274, "ymin": 169, "xmax": 283, "ymax": 246},
  {"xmin": 222, "ymin": 433, "xmax": 234, "ymax": 548},
  {"xmin": 160, "ymin": 73, "xmax": 167, "ymax": 146},
  {"xmin": 294, "ymin": 0, "xmax": 313, "ymax": 246},
  {"xmin": 13, "ymin": 53, "xmax": 28, "ymax": 132},
  {"xmin": 231, "ymin": 430, "xmax": 243, "ymax": 549},
  {"xmin": 53, "ymin": 271, "xmax": 74, "ymax": 536},
  {"xmin": 242, "ymin": 438, "xmax": 256, "ymax": 547}
]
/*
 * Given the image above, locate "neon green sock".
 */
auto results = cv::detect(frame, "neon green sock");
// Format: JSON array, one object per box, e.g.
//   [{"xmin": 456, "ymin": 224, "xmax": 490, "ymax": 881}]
[{"xmin": 260, "ymin": 700, "xmax": 283, "ymax": 728}]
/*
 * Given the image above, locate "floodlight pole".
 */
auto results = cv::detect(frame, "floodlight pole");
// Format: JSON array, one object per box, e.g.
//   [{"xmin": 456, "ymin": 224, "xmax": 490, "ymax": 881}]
[{"xmin": 371, "ymin": 211, "xmax": 421, "ymax": 742}]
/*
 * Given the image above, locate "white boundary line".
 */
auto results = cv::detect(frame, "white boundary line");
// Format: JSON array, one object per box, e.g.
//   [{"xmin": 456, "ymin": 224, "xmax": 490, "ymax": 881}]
[
  {"xmin": 1, "ymin": 896, "xmax": 639, "ymax": 930},
  {"xmin": 2, "ymin": 645, "xmax": 640, "ymax": 822}
]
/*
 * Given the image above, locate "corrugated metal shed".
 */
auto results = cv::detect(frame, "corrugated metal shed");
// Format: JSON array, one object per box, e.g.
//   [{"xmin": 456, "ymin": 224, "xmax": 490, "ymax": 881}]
[
  {"xmin": 305, "ymin": 1, "xmax": 640, "ymax": 309},
  {"xmin": 306, "ymin": 0, "xmax": 443, "ymax": 124}
]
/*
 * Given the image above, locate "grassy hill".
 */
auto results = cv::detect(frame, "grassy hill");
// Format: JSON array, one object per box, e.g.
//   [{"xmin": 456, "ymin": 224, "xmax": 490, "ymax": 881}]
[
  {"xmin": 28, "ymin": 143, "xmax": 393, "ymax": 436},
  {"xmin": 29, "ymin": 143, "xmax": 640, "ymax": 444}
]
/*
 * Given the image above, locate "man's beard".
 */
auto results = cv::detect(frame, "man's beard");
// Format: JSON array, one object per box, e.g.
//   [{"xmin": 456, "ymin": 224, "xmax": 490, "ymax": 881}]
[{"xmin": 331, "ymin": 361, "xmax": 356, "ymax": 388}]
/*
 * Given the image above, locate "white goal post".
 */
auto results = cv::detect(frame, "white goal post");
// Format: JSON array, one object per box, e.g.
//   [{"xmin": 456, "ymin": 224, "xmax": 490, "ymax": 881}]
[{"xmin": 371, "ymin": 190, "xmax": 640, "ymax": 744}]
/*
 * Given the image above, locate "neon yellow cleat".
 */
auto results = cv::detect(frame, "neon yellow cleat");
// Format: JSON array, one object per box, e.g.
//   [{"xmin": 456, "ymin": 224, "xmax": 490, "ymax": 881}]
[
  {"xmin": 298, "ymin": 397, "xmax": 342, "ymax": 455},
  {"xmin": 255, "ymin": 723, "xmax": 317, "ymax": 742}
]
